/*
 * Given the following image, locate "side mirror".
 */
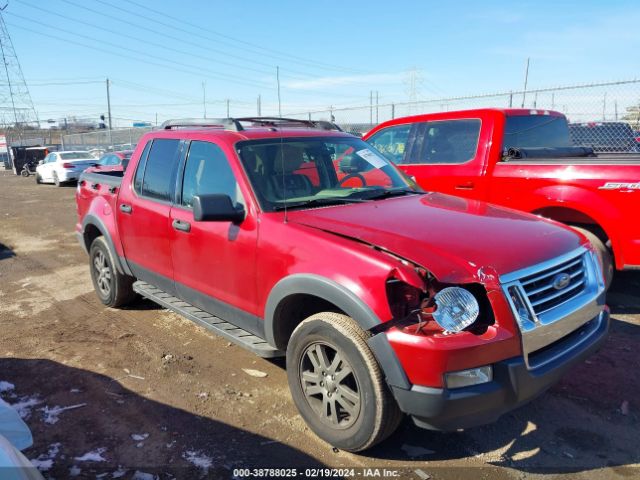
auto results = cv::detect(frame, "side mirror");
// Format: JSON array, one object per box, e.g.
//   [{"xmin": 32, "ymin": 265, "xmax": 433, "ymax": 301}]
[
  {"xmin": 121, "ymin": 159, "xmax": 129, "ymax": 171},
  {"xmin": 193, "ymin": 194, "xmax": 245, "ymax": 223},
  {"xmin": 38, "ymin": 160, "xmax": 44, "ymax": 165}
]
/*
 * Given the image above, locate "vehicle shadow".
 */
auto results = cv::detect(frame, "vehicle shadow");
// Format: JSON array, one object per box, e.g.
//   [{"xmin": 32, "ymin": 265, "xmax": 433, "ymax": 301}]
[
  {"xmin": 607, "ymin": 270, "xmax": 640, "ymax": 314},
  {"xmin": 0, "ymin": 242, "xmax": 15, "ymax": 260},
  {"xmin": 0, "ymin": 358, "xmax": 326, "ymax": 479},
  {"xmin": 358, "ymin": 314, "xmax": 640, "ymax": 475}
]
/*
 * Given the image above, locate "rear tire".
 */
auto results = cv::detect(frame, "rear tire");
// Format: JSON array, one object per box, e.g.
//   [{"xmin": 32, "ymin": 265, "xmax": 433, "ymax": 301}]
[
  {"xmin": 53, "ymin": 172, "xmax": 61, "ymax": 187},
  {"xmin": 286, "ymin": 312, "xmax": 403, "ymax": 452},
  {"xmin": 89, "ymin": 236, "xmax": 137, "ymax": 307},
  {"xmin": 573, "ymin": 226, "xmax": 613, "ymax": 290},
  {"xmin": 20, "ymin": 169, "xmax": 29, "ymax": 177}
]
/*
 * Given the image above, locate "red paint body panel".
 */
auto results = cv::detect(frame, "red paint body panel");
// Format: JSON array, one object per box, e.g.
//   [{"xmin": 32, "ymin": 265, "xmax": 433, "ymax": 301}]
[
  {"xmin": 365, "ymin": 108, "xmax": 640, "ymax": 269},
  {"xmin": 75, "ymin": 123, "xmax": 592, "ymax": 392}
]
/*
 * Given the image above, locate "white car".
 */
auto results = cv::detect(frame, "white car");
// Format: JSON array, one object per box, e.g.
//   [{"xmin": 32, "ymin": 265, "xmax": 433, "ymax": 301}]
[{"xmin": 35, "ymin": 151, "xmax": 98, "ymax": 187}]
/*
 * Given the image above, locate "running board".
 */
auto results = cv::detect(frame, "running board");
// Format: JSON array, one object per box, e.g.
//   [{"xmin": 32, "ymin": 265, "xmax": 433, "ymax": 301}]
[{"xmin": 133, "ymin": 281, "xmax": 283, "ymax": 358}]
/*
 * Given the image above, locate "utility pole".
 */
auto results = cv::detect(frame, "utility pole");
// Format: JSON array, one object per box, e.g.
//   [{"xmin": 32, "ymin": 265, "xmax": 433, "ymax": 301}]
[
  {"xmin": 155, "ymin": 112, "xmax": 158, "ymax": 126},
  {"xmin": 375, "ymin": 91, "xmax": 379, "ymax": 123},
  {"xmin": 106, "ymin": 77, "xmax": 112, "ymax": 147},
  {"xmin": 521, "ymin": 57, "xmax": 530, "ymax": 108},
  {"xmin": 202, "ymin": 81, "xmax": 206, "ymax": 118},
  {"xmin": 257, "ymin": 95, "xmax": 261, "ymax": 116},
  {"xmin": 276, "ymin": 66, "xmax": 282, "ymax": 117},
  {"xmin": 369, "ymin": 91, "xmax": 373, "ymax": 124},
  {"xmin": 602, "ymin": 92, "xmax": 607, "ymax": 121},
  {"xmin": 614, "ymin": 100, "xmax": 618, "ymax": 121},
  {"xmin": 226, "ymin": 99, "xmax": 230, "ymax": 118},
  {"xmin": 551, "ymin": 93, "xmax": 555, "ymax": 110}
]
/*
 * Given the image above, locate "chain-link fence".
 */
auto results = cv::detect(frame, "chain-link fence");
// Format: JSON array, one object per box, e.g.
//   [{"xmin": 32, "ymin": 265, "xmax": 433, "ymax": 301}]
[
  {"xmin": 289, "ymin": 79, "xmax": 640, "ymax": 152},
  {"xmin": 62, "ymin": 127, "xmax": 152, "ymax": 152},
  {"xmin": 62, "ymin": 79, "xmax": 640, "ymax": 153}
]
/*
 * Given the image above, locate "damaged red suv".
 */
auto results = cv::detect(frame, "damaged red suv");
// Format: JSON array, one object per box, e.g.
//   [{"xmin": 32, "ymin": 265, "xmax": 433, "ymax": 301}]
[{"xmin": 76, "ymin": 118, "xmax": 608, "ymax": 451}]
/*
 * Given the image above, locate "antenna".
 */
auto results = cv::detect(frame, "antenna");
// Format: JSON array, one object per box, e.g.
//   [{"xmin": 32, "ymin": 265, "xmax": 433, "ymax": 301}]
[
  {"xmin": 279, "ymin": 125, "xmax": 287, "ymax": 223},
  {"xmin": 0, "ymin": 4, "xmax": 40, "ymax": 142}
]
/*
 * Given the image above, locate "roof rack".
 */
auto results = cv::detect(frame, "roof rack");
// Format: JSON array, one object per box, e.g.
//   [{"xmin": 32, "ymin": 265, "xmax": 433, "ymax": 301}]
[
  {"xmin": 159, "ymin": 117, "xmax": 343, "ymax": 133},
  {"xmin": 235, "ymin": 117, "xmax": 342, "ymax": 131},
  {"xmin": 160, "ymin": 118, "xmax": 244, "ymax": 131}
]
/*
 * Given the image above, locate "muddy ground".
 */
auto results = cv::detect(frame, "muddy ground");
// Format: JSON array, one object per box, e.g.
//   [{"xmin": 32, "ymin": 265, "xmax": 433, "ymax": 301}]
[{"xmin": 0, "ymin": 169, "xmax": 638, "ymax": 479}]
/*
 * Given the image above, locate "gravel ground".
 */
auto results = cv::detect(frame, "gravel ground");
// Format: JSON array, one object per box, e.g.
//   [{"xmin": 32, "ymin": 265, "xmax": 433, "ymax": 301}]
[{"xmin": 0, "ymin": 169, "xmax": 638, "ymax": 479}]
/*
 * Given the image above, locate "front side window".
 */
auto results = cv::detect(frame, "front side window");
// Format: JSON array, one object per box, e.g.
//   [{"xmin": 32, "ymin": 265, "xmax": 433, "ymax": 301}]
[
  {"xmin": 237, "ymin": 136, "xmax": 420, "ymax": 212},
  {"xmin": 415, "ymin": 119, "xmax": 481, "ymax": 164},
  {"xmin": 139, "ymin": 139, "xmax": 180, "ymax": 201},
  {"xmin": 366, "ymin": 124, "xmax": 410, "ymax": 164},
  {"xmin": 181, "ymin": 141, "xmax": 243, "ymax": 208}
]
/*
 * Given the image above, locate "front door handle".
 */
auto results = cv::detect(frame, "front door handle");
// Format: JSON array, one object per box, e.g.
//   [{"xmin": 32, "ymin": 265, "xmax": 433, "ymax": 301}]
[
  {"xmin": 119, "ymin": 204, "xmax": 132, "ymax": 214},
  {"xmin": 172, "ymin": 219, "xmax": 191, "ymax": 233},
  {"xmin": 455, "ymin": 182, "xmax": 475, "ymax": 190}
]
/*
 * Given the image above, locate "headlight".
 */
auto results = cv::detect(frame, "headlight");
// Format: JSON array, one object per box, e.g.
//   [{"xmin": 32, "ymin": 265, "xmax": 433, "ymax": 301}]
[{"xmin": 432, "ymin": 287, "xmax": 479, "ymax": 333}]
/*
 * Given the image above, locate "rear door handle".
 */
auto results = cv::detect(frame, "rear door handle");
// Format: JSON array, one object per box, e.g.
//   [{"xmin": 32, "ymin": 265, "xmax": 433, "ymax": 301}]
[
  {"xmin": 455, "ymin": 182, "xmax": 475, "ymax": 190},
  {"xmin": 119, "ymin": 204, "xmax": 132, "ymax": 214},
  {"xmin": 172, "ymin": 219, "xmax": 191, "ymax": 233}
]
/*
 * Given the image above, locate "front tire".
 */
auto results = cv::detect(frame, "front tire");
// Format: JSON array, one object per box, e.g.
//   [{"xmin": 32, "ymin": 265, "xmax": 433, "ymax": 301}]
[
  {"xmin": 573, "ymin": 226, "xmax": 613, "ymax": 289},
  {"xmin": 89, "ymin": 237, "xmax": 136, "ymax": 307},
  {"xmin": 286, "ymin": 313, "xmax": 402, "ymax": 452},
  {"xmin": 35, "ymin": 173, "xmax": 42, "ymax": 184}
]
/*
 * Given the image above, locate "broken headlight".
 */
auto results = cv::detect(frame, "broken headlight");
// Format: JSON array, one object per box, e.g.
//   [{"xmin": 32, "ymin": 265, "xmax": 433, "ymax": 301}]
[{"xmin": 432, "ymin": 287, "xmax": 479, "ymax": 333}]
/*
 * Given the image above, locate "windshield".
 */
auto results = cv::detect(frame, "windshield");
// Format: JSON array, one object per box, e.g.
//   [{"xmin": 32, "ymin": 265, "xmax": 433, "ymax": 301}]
[
  {"xmin": 503, "ymin": 115, "xmax": 571, "ymax": 150},
  {"xmin": 60, "ymin": 152, "xmax": 93, "ymax": 160},
  {"xmin": 237, "ymin": 136, "xmax": 421, "ymax": 212}
]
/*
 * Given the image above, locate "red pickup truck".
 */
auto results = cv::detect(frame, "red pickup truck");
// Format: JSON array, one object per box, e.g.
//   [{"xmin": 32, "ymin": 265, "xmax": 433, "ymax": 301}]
[
  {"xmin": 76, "ymin": 117, "xmax": 608, "ymax": 452},
  {"xmin": 365, "ymin": 109, "xmax": 640, "ymax": 287}
]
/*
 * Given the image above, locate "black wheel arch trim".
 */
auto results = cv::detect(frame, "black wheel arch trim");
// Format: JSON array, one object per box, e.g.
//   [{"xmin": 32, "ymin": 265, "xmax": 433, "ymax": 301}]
[
  {"xmin": 264, "ymin": 273, "xmax": 382, "ymax": 347},
  {"xmin": 80, "ymin": 214, "xmax": 133, "ymax": 276}
]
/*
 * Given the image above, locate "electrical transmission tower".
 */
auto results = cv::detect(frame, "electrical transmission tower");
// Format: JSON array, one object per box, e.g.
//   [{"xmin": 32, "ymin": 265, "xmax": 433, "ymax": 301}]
[
  {"xmin": 0, "ymin": 3, "xmax": 39, "ymax": 142},
  {"xmin": 404, "ymin": 67, "xmax": 423, "ymax": 115}
]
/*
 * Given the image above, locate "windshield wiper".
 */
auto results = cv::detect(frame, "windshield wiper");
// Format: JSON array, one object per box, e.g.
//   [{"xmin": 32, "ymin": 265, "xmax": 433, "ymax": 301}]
[
  {"xmin": 272, "ymin": 197, "xmax": 367, "ymax": 211},
  {"xmin": 361, "ymin": 189, "xmax": 423, "ymax": 201}
]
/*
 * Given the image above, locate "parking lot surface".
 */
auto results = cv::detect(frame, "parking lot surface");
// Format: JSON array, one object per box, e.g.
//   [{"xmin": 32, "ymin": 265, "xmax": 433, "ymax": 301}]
[{"xmin": 0, "ymin": 169, "xmax": 638, "ymax": 479}]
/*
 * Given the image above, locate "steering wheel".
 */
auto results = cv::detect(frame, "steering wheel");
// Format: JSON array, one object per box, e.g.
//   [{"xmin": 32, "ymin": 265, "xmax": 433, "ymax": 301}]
[{"xmin": 338, "ymin": 173, "xmax": 367, "ymax": 187}]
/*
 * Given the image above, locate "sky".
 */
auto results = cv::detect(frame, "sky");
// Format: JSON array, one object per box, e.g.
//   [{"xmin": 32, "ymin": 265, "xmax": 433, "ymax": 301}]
[{"xmin": 2, "ymin": 0, "xmax": 639, "ymax": 127}]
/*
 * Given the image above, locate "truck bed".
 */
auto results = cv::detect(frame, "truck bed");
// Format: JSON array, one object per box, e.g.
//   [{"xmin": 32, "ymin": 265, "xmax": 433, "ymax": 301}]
[
  {"xmin": 80, "ymin": 170, "xmax": 124, "ymax": 187},
  {"xmin": 502, "ymin": 153, "xmax": 640, "ymax": 165}
]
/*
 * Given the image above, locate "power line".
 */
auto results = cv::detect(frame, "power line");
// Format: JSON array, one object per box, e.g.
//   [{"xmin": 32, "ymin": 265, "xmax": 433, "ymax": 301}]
[
  {"xmin": 119, "ymin": 0, "xmax": 365, "ymax": 75},
  {"xmin": 18, "ymin": 0, "xmax": 281, "ymax": 80},
  {"xmin": 59, "ymin": 0, "xmax": 316, "ymax": 80},
  {"xmin": 4, "ymin": 17, "xmax": 271, "ymax": 89}
]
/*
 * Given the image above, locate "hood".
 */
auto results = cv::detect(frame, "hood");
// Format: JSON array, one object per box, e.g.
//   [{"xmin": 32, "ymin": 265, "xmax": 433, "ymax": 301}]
[{"xmin": 287, "ymin": 193, "xmax": 583, "ymax": 283}]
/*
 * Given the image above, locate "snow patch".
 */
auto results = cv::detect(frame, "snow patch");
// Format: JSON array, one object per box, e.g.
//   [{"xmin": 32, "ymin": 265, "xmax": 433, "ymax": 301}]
[
  {"xmin": 183, "ymin": 449, "xmax": 213, "ymax": 472},
  {"xmin": 112, "ymin": 466, "xmax": 127, "ymax": 478},
  {"xmin": 11, "ymin": 395, "xmax": 41, "ymax": 419},
  {"xmin": 74, "ymin": 447, "xmax": 107, "ymax": 462},
  {"xmin": 69, "ymin": 465, "xmax": 82, "ymax": 477},
  {"xmin": 131, "ymin": 433, "xmax": 149, "ymax": 441},
  {"xmin": 30, "ymin": 443, "xmax": 61, "ymax": 472},
  {"xmin": 41, "ymin": 403, "xmax": 87, "ymax": 424},
  {"xmin": 132, "ymin": 471, "xmax": 158, "ymax": 480},
  {"xmin": 0, "ymin": 381, "xmax": 15, "ymax": 393}
]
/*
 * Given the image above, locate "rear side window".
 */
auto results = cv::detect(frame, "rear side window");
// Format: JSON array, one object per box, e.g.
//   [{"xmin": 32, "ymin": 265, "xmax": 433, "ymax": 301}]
[
  {"xmin": 181, "ymin": 141, "xmax": 242, "ymax": 208},
  {"xmin": 133, "ymin": 141, "xmax": 153, "ymax": 193},
  {"xmin": 366, "ymin": 124, "xmax": 410, "ymax": 164},
  {"xmin": 504, "ymin": 115, "xmax": 571, "ymax": 149},
  {"xmin": 140, "ymin": 139, "xmax": 180, "ymax": 201},
  {"xmin": 414, "ymin": 119, "xmax": 481, "ymax": 164}
]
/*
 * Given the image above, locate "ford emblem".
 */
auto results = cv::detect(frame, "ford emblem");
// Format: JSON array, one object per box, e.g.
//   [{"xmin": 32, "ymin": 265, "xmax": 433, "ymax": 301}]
[{"xmin": 552, "ymin": 273, "xmax": 571, "ymax": 290}]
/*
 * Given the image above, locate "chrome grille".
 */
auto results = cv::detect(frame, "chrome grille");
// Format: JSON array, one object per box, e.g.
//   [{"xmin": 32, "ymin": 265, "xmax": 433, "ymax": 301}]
[{"xmin": 519, "ymin": 254, "xmax": 586, "ymax": 315}]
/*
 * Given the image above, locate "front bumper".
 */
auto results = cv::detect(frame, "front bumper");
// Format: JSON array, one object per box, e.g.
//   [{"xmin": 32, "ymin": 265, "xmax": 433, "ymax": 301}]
[{"xmin": 390, "ymin": 309, "xmax": 609, "ymax": 431}]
